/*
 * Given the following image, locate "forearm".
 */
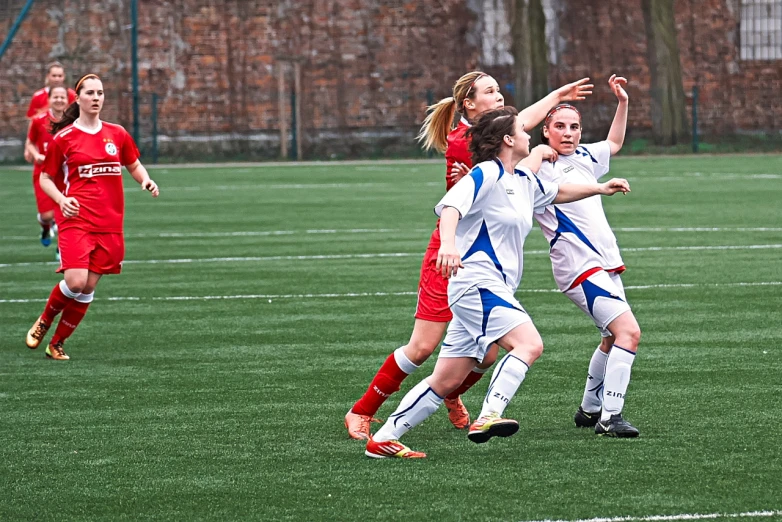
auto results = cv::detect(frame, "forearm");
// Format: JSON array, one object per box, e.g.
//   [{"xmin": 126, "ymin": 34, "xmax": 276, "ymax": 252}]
[
  {"xmin": 25, "ymin": 139, "xmax": 38, "ymax": 158},
  {"xmin": 607, "ymin": 100, "xmax": 628, "ymax": 154},
  {"xmin": 39, "ymin": 174, "xmax": 64, "ymax": 204},
  {"xmin": 438, "ymin": 207, "xmax": 460, "ymax": 246},
  {"xmin": 518, "ymin": 91, "xmax": 559, "ymax": 129},
  {"xmin": 553, "ymin": 183, "xmax": 602, "ymax": 204},
  {"xmin": 517, "ymin": 148, "xmax": 545, "ymax": 173},
  {"xmin": 128, "ymin": 161, "xmax": 151, "ymax": 185}
]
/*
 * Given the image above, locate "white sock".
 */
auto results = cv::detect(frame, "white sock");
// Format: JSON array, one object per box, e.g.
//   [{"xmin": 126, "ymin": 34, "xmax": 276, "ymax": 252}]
[
  {"xmin": 75, "ymin": 291, "xmax": 94, "ymax": 304},
  {"xmin": 394, "ymin": 346, "xmax": 420, "ymax": 375},
  {"xmin": 373, "ymin": 379, "xmax": 443, "ymax": 442},
  {"xmin": 479, "ymin": 354, "xmax": 529, "ymax": 418},
  {"xmin": 59, "ymin": 280, "xmax": 80, "ymax": 299},
  {"xmin": 601, "ymin": 345, "xmax": 636, "ymax": 421},
  {"xmin": 580, "ymin": 346, "xmax": 609, "ymax": 413}
]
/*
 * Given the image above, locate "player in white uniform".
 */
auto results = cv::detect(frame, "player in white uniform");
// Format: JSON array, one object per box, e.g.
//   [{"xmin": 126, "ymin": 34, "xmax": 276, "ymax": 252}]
[
  {"xmin": 364, "ymin": 106, "xmax": 631, "ymax": 458},
  {"xmin": 535, "ymin": 75, "xmax": 641, "ymax": 437}
]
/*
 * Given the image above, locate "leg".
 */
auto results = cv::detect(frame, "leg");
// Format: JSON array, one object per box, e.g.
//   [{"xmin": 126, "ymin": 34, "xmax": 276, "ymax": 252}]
[
  {"xmin": 366, "ymin": 357, "xmax": 475, "ymax": 459},
  {"xmin": 26, "ymin": 268, "xmax": 89, "ymax": 351},
  {"xmin": 469, "ymin": 322, "xmax": 543, "ymax": 444},
  {"xmin": 443, "ymin": 343, "xmax": 500, "ymax": 429},
  {"xmin": 49, "ymin": 271, "xmax": 102, "ymax": 358},
  {"xmin": 346, "ymin": 319, "xmax": 447, "ymax": 439},
  {"xmin": 597, "ymin": 310, "xmax": 641, "ymax": 437},
  {"xmin": 565, "ymin": 270, "xmax": 637, "ymax": 429}
]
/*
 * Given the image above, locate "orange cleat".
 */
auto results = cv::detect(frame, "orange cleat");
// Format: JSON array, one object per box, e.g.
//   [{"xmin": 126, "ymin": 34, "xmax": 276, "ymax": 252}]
[
  {"xmin": 26, "ymin": 316, "xmax": 50, "ymax": 349},
  {"xmin": 45, "ymin": 340, "xmax": 70, "ymax": 361},
  {"xmin": 444, "ymin": 396, "xmax": 470, "ymax": 429},
  {"xmin": 345, "ymin": 411, "xmax": 382, "ymax": 440},
  {"xmin": 365, "ymin": 437, "xmax": 426, "ymax": 459}
]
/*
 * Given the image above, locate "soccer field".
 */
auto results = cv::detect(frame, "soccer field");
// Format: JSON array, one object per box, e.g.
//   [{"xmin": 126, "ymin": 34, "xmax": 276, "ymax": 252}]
[{"xmin": 1, "ymin": 156, "xmax": 781, "ymax": 521}]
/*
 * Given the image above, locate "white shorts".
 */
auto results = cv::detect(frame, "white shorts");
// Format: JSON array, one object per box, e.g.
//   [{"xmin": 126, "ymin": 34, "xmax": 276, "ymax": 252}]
[
  {"xmin": 440, "ymin": 283, "xmax": 532, "ymax": 363},
  {"xmin": 564, "ymin": 270, "xmax": 631, "ymax": 337}
]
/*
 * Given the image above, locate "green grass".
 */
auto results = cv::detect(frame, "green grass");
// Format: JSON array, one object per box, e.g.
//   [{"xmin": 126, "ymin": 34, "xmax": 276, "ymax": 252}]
[{"xmin": 1, "ymin": 156, "xmax": 781, "ymax": 522}]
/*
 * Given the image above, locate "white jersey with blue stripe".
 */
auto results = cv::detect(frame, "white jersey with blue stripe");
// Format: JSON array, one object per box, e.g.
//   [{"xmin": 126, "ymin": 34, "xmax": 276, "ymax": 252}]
[
  {"xmin": 434, "ymin": 158, "xmax": 559, "ymax": 303},
  {"xmin": 534, "ymin": 141, "xmax": 625, "ymax": 291}
]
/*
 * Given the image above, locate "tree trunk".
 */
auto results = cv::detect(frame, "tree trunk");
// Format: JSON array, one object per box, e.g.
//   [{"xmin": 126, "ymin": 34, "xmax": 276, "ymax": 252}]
[
  {"xmin": 528, "ymin": 0, "xmax": 549, "ymax": 102},
  {"xmin": 641, "ymin": 0, "xmax": 689, "ymax": 145},
  {"xmin": 506, "ymin": 0, "xmax": 548, "ymax": 109}
]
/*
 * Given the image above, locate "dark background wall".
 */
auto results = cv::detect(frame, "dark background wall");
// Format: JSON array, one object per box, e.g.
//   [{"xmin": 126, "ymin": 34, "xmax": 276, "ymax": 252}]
[{"xmin": 1, "ymin": 0, "xmax": 780, "ymax": 160}]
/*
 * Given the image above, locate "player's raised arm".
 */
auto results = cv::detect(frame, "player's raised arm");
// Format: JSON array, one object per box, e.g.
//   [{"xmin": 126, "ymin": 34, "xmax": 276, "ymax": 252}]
[
  {"xmin": 518, "ymin": 78, "xmax": 594, "ymax": 129},
  {"xmin": 606, "ymin": 75, "xmax": 629, "ymax": 155}
]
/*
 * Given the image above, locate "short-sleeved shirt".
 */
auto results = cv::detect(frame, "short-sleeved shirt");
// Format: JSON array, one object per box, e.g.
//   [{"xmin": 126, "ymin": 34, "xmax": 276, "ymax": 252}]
[
  {"xmin": 43, "ymin": 120, "xmax": 140, "ymax": 233},
  {"xmin": 534, "ymin": 141, "xmax": 625, "ymax": 291},
  {"xmin": 27, "ymin": 111, "xmax": 58, "ymax": 177},
  {"xmin": 428, "ymin": 117, "xmax": 473, "ymax": 250},
  {"xmin": 26, "ymin": 87, "xmax": 77, "ymax": 118},
  {"xmin": 435, "ymin": 158, "xmax": 559, "ymax": 302}
]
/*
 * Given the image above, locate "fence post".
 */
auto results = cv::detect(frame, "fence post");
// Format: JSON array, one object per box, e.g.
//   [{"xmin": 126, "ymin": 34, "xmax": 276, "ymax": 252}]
[
  {"xmin": 130, "ymin": 0, "xmax": 139, "ymax": 145},
  {"xmin": 151, "ymin": 93, "xmax": 159, "ymax": 164},
  {"xmin": 0, "ymin": 0, "xmax": 36, "ymax": 61},
  {"xmin": 290, "ymin": 89, "xmax": 297, "ymax": 160},
  {"xmin": 426, "ymin": 89, "xmax": 434, "ymax": 158},
  {"xmin": 692, "ymin": 85, "xmax": 699, "ymax": 153}
]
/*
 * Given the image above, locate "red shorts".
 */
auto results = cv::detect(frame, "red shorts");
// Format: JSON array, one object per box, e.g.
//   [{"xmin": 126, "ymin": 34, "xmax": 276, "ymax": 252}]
[
  {"xmin": 414, "ymin": 246, "xmax": 452, "ymax": 322},
  {"xmin": 32, "ymin": 170, "xmax": 56, "ymax": 214},
  {"xmin": 57, "ymin": 228, "xmax": 125, "ymax": 275}
]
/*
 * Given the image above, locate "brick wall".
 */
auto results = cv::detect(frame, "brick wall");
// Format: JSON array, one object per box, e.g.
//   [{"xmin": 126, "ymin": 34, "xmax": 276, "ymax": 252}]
[
  {"xmin": 1, "ymin": 0, "xmax": 779, "ymax": 161},
  {"xmin": 554, "ymin": 0, "xmax": 782, "ymax": 142}
]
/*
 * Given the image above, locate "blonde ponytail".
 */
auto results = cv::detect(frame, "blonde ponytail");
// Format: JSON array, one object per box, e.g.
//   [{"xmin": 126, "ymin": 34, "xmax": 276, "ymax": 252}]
[{"xmin": 417, "ymin": 97, "xmax": 457, "ymax": 153}]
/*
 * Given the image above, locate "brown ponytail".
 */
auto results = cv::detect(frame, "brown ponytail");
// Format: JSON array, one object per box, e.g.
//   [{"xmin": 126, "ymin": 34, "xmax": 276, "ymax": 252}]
[{"xmin": 52, "ymin": 102, "xmax": 80, "ymax": 133}]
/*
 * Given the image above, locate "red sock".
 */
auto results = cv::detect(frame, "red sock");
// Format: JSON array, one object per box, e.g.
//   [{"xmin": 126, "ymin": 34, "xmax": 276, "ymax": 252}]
[
  {"xmin": 40, "ymin": 282, "xmax": 76, "ymax": 324},
  {"xmin": 352, "ymin": 353, "xmax": 411, "ymax": 417},
  {"xmin": 446, "ymin": 370, "xmax": 486, "ymax": 400},
  {"xmin": 51, "ymin": 299, "xmax": 91, "ymax": 345}
]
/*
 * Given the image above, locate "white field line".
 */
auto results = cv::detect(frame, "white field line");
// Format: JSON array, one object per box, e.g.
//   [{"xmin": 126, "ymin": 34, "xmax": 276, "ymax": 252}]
[
  {"xmin": 120, "ymin": 181, "xmax": 443, "ymax": 192},
  {"xmin": 2, "ymin": 227, "xmax": 780, "ymax": 243},
  {"xmin": 1, "ymin": 281, "xmax": 780, "ymax": 305},
  {"xmin": 0, "ymin": 228, "xmax": 430, "ymax": 241},
  {"xmin": 1, "ymin": 244, "xmax": 781, "ymax": 269},
  {"xmin": 521, "ymin": 509, "xmax": 782, "ymax": 522}
]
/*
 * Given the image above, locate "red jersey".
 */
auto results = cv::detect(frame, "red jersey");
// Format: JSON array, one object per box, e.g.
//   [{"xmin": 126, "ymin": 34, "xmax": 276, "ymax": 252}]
[
  {"xmin": 43, "ymin": 120, "xmax": 140, "ymax": 233},
  {"xmin": 428, "ymin": 117, "xmax": 473, "ymax": 250},
  {"xmin": 26, "ymin": 87, "xmax": 77, "ymax": 118},
  {"xmin": 27, "ymin": 111, "xmax": 57, "ymax": 177}
]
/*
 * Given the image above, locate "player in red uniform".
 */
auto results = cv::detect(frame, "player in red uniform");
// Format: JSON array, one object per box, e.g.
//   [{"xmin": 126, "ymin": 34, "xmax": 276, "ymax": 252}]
[
  {"xmin": 344, "ymin": 71, "xmax": 594, "ymax": 439},
  {"xmin": 24, "ymin": 74, "xmax": 160, "ymax": 361},
  {"xmin": 26, "ymin": 85, "xmax": 69, "ymax": 256},
  {"xmin": 24, "ymin": 62, "xmax": 77, "ymax": 163}
]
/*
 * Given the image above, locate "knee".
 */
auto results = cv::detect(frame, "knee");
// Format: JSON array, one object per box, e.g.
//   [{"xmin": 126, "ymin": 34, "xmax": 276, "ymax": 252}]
[
  {"xmin": 63, "ymin": 277, "xmax": 86, "ymax": 294},
  {"xmin": 404, "ymin": 339, "xmax": 439, "ymax": 365},
  {"xmin": 527, "ymin": 340, "xmax": 544, "ymax": 361},
  {"xmin": 616, "ymin": 327, "xmax": 641, "ymax": 350},
  {"xmin": 511, "ymin": 340, "xmax": 543, "ymax": 364}
]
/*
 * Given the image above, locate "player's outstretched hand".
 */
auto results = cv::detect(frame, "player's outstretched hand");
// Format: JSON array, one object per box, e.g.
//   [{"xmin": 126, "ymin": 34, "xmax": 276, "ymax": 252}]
[
  {"xmin": 436, "ymin": 245, "xmax": 464, "ymax": 279},
  {"xmin": 60, "ymin": 197, "xmax": 80, "ymax": 218},
  {"xmin": 142, "ymin": 179, "xmax": 160, "ymax": 197},
  {"xmin": 599, "ymin": 178, "xmax": 631, "ymax": 195},
  {"xmin": 556, "ymin": 78, "xmax": 593, "ymax": 102},
  {"xmin": 449, "ymin": 162, "xmax": 471, "ymax": 184},
  {"xmin": 609, "ymin": 74, "xmax": 629, "ymax": 102}
]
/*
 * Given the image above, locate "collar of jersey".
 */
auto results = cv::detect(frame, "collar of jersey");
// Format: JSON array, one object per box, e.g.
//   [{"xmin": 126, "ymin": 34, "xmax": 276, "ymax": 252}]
[
  {"xmin": 460, "ymin": 116, "xmax": 471, "ymax": 127},
  {"xmin": 73, "ymin": 119, "xmax": 103, "ymax": 135}
]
